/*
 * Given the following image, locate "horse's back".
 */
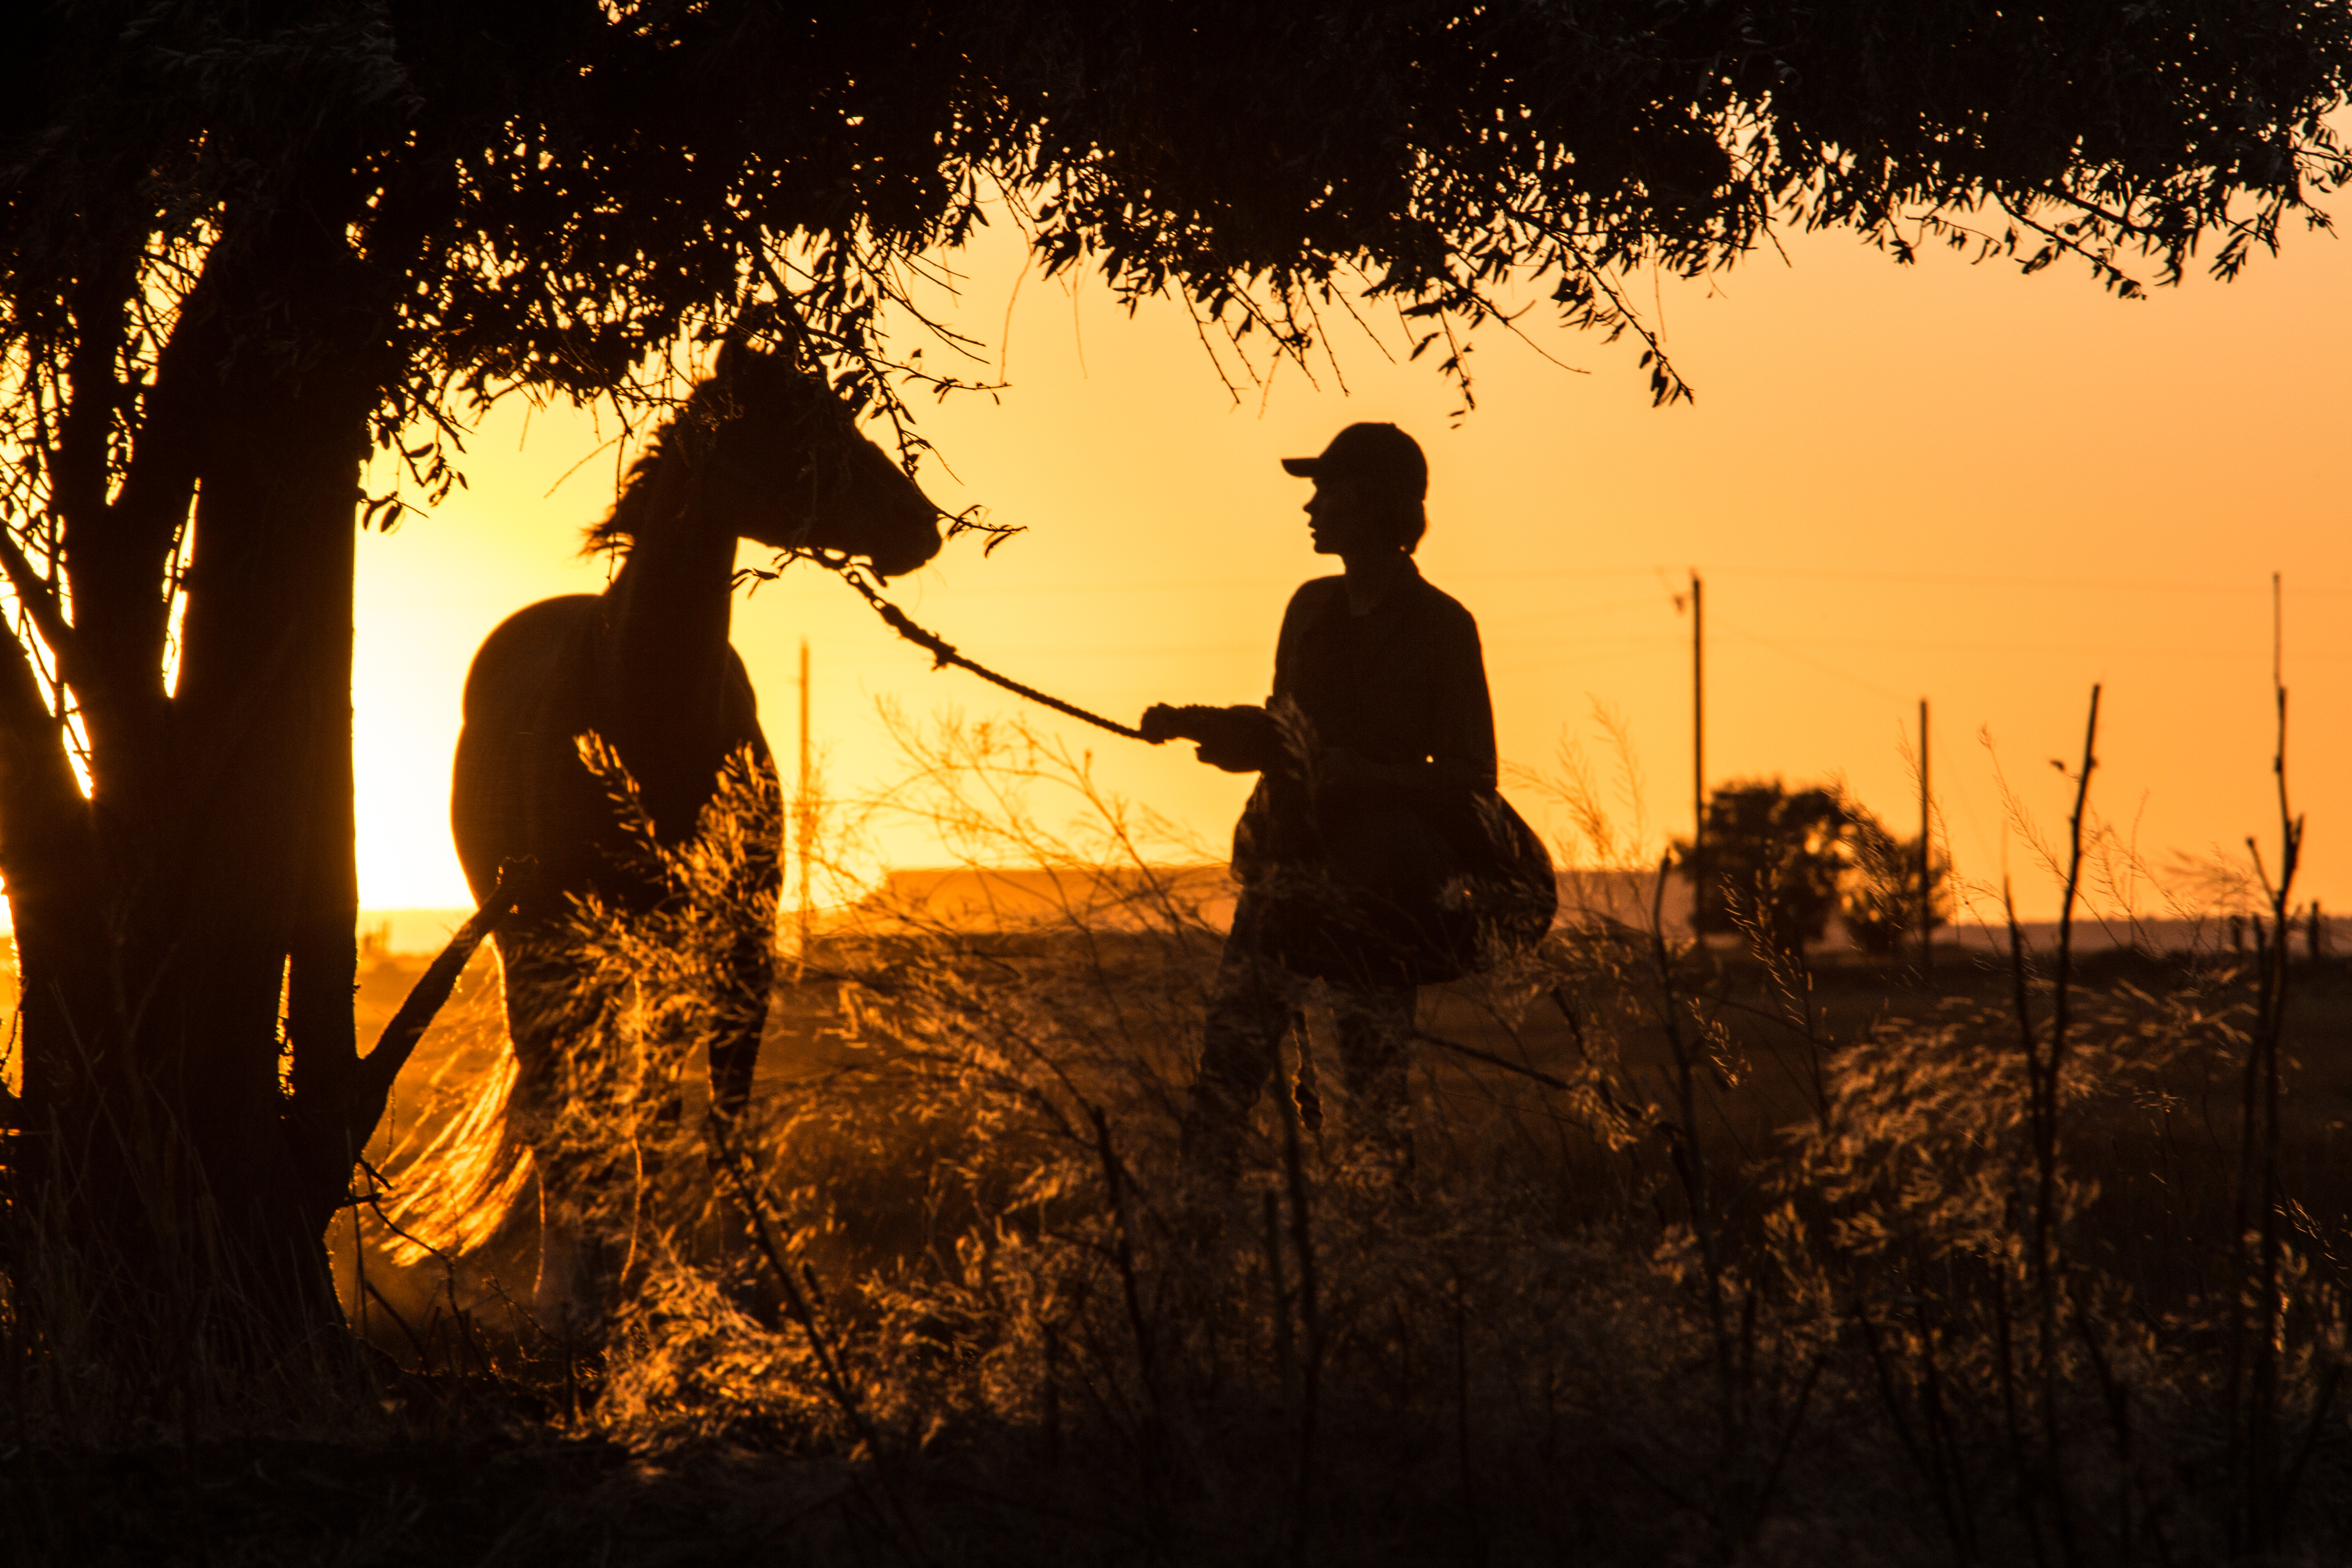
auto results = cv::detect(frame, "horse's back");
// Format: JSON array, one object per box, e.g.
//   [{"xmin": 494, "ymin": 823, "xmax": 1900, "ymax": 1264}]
[
  {"xmin": 452, "ymin": 593, "xmax": 777, "ymax": 907},
  {"xmin": 463, "ymin": 595, "xmax": 602, "ymax": 722},
  {"xmin": 452, "ymin": 595, "xmax": 604, "ymax": 906}
]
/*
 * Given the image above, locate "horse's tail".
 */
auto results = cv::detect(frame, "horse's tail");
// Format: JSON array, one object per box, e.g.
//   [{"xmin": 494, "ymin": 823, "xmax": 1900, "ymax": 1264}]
[{"xmin": 381, "ymin": 1031, "xmax": 536, "ymax": 1266}]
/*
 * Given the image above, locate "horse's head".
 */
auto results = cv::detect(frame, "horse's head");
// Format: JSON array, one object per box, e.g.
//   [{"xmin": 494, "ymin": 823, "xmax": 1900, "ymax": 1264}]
[{"xmin": 697, "ymin": 343, "xmax": 945, "ymax": 581}]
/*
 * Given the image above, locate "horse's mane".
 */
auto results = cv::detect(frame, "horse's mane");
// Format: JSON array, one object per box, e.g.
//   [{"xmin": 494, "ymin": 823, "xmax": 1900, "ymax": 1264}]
[
  {"xmin": 583, "ymin": 384, "xmax": 710, "ymax": 557},
  {"xmin": 581, "ymin": 344, "xmax": 823, "ymax": 557},
  {"xmin": 582, "ymin": 432, "xmax": 676, "ymax": 556}
]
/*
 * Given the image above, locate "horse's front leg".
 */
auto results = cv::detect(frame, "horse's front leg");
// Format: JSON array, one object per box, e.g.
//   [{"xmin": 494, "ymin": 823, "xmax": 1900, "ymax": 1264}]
[
  {"xmin": 695, "ymin": 869, "xmax": 777, "ymax": 1286},
  {"xmin": 708, "ymin": 850, "xmax": 781, "ymax": 1125},
  {"xmin": 707, "ymin": 935, "xmax": 773, "ymax": 1122}
]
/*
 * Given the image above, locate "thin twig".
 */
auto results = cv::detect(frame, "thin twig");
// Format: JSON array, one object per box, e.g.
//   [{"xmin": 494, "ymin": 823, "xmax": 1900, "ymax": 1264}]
[{"xmin": 1413, "ymin": 1030, "xmax": 1571, "ymax": 1091}]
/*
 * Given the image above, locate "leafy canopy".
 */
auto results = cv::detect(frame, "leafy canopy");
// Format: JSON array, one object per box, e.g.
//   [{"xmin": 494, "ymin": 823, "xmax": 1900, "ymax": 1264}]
[{"xmin": 5, "ymin": 0, "xmax": 2348, "ymax": 518}]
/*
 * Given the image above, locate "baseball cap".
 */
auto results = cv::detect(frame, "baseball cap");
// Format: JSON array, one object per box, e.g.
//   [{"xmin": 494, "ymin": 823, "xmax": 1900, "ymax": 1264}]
[{"xmin": 1280, "ymin": 423, "xmax": 1428, "ymax": 498}]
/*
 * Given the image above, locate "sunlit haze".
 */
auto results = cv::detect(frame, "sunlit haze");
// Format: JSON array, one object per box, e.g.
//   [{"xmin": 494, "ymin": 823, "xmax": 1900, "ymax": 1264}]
[{"xmin": 348, "ymin": 218, "xmax": 2351, "ymax": 931}]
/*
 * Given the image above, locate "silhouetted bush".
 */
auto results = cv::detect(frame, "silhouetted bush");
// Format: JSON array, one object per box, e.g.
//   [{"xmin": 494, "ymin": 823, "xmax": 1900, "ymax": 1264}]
[{"xmin": 1675, "ymin": 779, "xmax": 1853, "ymax": 950}]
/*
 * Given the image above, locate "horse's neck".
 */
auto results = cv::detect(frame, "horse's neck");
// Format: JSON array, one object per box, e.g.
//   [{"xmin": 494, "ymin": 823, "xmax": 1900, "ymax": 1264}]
[{"xmin": 599, "ymin": 468, "xmax": 742, "ymax": 765}]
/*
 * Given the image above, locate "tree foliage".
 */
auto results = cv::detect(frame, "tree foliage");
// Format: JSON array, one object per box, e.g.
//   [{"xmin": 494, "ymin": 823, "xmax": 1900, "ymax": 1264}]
[
  {"xmin": 1676, "ymin": 780, "xmax": 1855, "ymax": 950},
  {"xmin": 2, "ymin": 0, "xmax": 2347, "ymax": 1362},
  {"xmin": 1677, "ymin": 780, "xmax": 1954, "ymax": 953},
  {"xmin": 1002, "ymin": 0, "xmax": 2352, "ymax": 404}
]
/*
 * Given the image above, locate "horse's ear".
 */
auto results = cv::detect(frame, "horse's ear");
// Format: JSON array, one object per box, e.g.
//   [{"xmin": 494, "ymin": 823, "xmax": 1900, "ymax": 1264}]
[
  {"xmin": 715, "ymin": 303, "xmax": 779, "ymax": 383},
  {"xmin": 713, "ymin": 327, "xmax": 745, "ymax": 384}
]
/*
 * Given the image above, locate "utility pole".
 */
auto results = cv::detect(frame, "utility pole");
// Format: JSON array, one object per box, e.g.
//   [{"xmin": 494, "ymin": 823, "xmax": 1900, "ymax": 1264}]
[
  {"xmin": 1918, "ymin": 698, "xmax": 1932, "ymax": 975},
  {"xmin": 1690, "ymin": 571, "xmax": 1705, "ymax": 851},
  {"xmin": 796, "ymin": 638, "xmax": 813, "ymax": 960}
]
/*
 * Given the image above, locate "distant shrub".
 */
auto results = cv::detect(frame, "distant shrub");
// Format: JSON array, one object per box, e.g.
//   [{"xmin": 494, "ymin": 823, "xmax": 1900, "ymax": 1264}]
[{"xmin": 1673, "ymin": 779, "xmax": 1852, "ymax": 949}]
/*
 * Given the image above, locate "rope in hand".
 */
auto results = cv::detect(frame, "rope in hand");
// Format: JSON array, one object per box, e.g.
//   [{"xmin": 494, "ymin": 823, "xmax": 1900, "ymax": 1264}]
[{"xmin": 836, "ymin": 567, "xmax": 1156, "ymax": 742}]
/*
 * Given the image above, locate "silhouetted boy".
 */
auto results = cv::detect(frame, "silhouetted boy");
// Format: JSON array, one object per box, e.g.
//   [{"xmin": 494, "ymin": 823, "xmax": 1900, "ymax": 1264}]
[{"xmin": 1143, "ymin": 422, "xmax": 1496, "ymax": 1191}]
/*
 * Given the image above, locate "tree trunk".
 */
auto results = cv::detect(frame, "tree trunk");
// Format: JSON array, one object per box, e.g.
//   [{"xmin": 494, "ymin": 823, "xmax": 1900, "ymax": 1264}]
[{"xmin": 8, "ymin": 203, "xmax": 385, "ymax": 1365}]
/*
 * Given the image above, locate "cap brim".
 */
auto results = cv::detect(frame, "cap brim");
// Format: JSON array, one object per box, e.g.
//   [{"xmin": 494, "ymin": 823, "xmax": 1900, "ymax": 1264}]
[{"xmin": 1280, "ymin": 457, "xmax": 1320, "ymax": 477}]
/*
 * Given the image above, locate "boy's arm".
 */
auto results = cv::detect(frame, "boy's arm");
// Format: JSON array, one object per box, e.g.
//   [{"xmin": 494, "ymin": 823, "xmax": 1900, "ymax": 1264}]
[{"xmin": 1139, "ymin": 703, "xmax": 1284, "ymax": 772}]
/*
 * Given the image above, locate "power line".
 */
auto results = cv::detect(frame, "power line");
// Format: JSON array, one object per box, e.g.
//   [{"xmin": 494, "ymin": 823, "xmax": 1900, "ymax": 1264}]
[
  {"xmin": 913, "ymin": 563, "xmax": 2351, "ymax": 599},
  {"xmin": 1714, "ymin": 624, "xmax": 2352, "ymax": 662},
  {"xmin": 1702, "ymin": 566, "xmax": 2351, "ymax": 597},
  {"xmin": 1714, "ymin": 621, "xmax": 1913, "ymax": 703},
  {"xmin": 915, "ymin": 567, "xmax": 1671, "ymax": 598}
]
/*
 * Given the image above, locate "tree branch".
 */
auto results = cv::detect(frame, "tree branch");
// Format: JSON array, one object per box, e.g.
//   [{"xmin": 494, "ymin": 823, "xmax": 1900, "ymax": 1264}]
[
  {"xmin": 51, "ymin": 258, "xmax": 136, "ymax": 540},
  {"xmin": 74, "ymin": 252, "xmax": 227, "ymax": 705},
  {"xmin": 334, "ymin": 858, "xmax": 537, "ymax": 1159},
  {"xmin": 0, "ymin": 612, "xmax": 96, "ymax": 926},
  {"xmin": 0, "ymin": 527, "xmax": 81, "ymax": 684}
]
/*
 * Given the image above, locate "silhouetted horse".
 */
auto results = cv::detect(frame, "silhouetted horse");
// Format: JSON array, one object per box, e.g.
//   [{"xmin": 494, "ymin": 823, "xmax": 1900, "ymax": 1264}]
[{"xmin": 398, "ymin": 343, "xmax": 942, "ymax": 1327}]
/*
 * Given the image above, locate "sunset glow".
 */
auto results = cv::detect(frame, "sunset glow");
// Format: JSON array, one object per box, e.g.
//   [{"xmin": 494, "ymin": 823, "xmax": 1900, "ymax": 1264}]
[{"xmin": 350, "ymin": 218, "xmax": 2352, "ymax": 929}]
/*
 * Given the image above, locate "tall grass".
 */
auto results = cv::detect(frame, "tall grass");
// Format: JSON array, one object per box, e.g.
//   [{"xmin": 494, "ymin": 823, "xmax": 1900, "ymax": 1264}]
[
  {"xmin": 0, "ymin": 1047, "xmax": 387, "ymax": 1451},
  {"xmin": 8, "ymin": 696, "xmax": 2347, "ymax": 1564}
]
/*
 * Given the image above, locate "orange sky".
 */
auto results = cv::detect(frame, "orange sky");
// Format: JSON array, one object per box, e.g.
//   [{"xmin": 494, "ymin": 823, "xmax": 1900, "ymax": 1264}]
[{"xmin": 346, "ymin": 212, "xmax": 2352, "ymax": 932}]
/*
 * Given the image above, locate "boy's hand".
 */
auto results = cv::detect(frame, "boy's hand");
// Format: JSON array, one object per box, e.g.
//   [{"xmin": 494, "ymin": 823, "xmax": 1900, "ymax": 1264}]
[
  {"xmin": 1140, "ymin": 703, "xmax": 1230, "ymax": 746},
  {"xmin": 1139, "ymin": 703, "xmax": 1187, "ymax": 744},
  {"xmin": 1139, "ymin": 704, "xmax": 1273, "ymax": 773}
]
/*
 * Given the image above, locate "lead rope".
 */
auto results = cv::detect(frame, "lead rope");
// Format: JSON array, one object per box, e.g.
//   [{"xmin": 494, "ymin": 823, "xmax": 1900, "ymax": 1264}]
[{"xmin": 836, "ymin": 567, "xmax": 1156, "ymax": 743}]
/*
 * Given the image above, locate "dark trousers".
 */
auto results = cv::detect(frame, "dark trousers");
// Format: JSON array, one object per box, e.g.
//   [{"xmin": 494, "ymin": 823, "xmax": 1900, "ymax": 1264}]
[{"xmin": 1181, "ymin": 891, "xmax": 1417, "ymax": 1183}]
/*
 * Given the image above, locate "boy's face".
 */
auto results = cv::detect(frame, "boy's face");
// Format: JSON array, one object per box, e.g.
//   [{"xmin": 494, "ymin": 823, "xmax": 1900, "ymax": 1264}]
[{"xmin": 1304, "ymin": 477, "xmax": 1383, "ymax": 557}]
